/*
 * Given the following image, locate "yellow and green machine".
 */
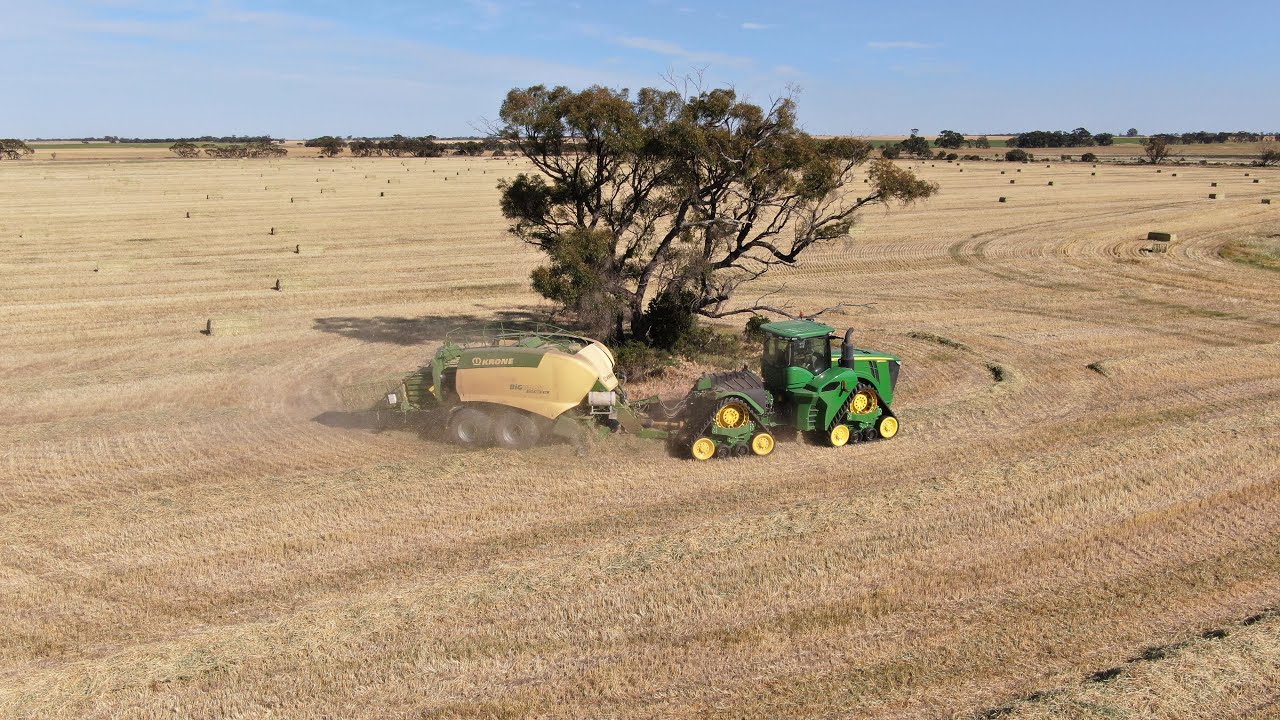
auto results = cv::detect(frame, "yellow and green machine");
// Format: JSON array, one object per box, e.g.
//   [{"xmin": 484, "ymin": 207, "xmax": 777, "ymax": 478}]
[{"xmin": 386, "ymin": 319, "xmax": 900, "ymax": 460}]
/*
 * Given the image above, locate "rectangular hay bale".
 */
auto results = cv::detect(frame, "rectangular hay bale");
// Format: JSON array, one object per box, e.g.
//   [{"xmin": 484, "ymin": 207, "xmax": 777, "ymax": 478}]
[{"xmin": 1146, "ymin": 232, "xmax": 1177, "ymax": 242}]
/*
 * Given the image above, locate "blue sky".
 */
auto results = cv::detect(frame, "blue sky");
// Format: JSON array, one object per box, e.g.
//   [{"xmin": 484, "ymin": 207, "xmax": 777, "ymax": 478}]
[{"xmin": 3, "ymin": 0, "xmax": 1276, "ymax": 138}]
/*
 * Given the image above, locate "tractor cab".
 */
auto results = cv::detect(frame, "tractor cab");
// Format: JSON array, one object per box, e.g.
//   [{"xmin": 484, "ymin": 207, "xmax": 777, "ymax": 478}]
[{"xmin": 760, "ymin": 319, "xmax": 839, "ymax": 392}]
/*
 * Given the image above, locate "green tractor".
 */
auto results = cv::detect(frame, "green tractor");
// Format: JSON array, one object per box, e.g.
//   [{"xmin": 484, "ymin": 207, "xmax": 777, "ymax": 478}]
[{"xmin": 674, "ymin": 319, "xmax": 901, "ymax": 460}]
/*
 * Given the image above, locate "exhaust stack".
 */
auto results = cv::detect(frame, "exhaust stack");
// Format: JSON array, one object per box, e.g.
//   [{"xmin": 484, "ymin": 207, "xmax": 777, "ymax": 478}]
[{"xmin": 840, "ymin": 328, "xmax": 856, "ymax": 369}]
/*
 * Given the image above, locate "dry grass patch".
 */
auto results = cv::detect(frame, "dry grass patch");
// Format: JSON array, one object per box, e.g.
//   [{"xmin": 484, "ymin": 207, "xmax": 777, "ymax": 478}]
[{"xmin": 0, "ymin": 156, "xmax": 1278, "ymax": 718}]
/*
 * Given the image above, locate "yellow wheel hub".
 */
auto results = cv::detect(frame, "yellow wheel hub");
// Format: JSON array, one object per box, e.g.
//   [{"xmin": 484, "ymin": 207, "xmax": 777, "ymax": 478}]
[
  {"xmin": 691, "ymin": 437, "xmax": 717, "ymax": 461},
  {"xmin": 878, "ymin": 416, "xmax": 899, "ymax": 439},
  {"xmin": 750, "ymin": 433, "xmax": 775, "ymax": 456},
  {"xmin": 829, "ymin": 424, "xmax": 851, "ymax": 447},
  {"xmin": 849, "ymin": 389, "xmax": 878, "ymax": 415},
  {"xmin": 714, "ymin": 402, "xmax": 749, "ymax": 429}
]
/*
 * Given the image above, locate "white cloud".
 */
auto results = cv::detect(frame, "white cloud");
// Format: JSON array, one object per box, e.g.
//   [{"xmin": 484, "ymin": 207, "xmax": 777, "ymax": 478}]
[
  {"xmin": 615, "ymin": 35, "xmax": 750, "ymax": 67},
  {"xmin": 867, "ymin": 41, "xmax": 936, "ymax": 49},
  {"xmin": 741, "ymin": 22, "xmax": 772, "ymax": 30}
]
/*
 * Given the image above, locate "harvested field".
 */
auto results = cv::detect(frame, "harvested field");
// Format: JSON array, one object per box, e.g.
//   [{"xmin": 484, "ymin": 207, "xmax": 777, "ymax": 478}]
[{"xmin": 1, "ymin": 154, "xmax": 1278, "ymax": 719}]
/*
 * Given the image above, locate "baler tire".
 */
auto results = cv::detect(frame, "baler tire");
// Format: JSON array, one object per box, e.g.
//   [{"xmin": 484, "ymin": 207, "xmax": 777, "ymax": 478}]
[
  {"xmin": 449, "ymin": 407, "xmax": 493, "ymax": 447},
  {"xmin": 493, "ymin": 410, "xmax": 543, "ymax": 450}
]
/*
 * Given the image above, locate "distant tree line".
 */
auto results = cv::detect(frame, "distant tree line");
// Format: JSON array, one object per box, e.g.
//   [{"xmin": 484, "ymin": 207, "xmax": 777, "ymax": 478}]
[
  {"xmin": 306, "ymin": 135, "xmax": 507, "ymax": 158},
  {"xmin": 1006, "ymin": 128, "xmax": 1114, "ymax": 148},
  {"xmin": 169, "ymin": 141, "xmax": 287, "ymax": 159},
  {"xmin": 1149, "ymin": 131, "xmax": 1268, "ymax": 145},
  {"xmin": 930, "ymin": 131, "xmax": 993, "ymax": 149},
  {"xmin": 29, "ymin": 135, "xmax": 282, "ymax": 144}
]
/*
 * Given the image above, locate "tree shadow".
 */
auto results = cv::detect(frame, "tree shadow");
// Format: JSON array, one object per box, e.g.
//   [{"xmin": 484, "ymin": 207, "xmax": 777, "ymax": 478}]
[{"xmin": 311, "ymin": 309, "xmax": 553, "ymax": 346}]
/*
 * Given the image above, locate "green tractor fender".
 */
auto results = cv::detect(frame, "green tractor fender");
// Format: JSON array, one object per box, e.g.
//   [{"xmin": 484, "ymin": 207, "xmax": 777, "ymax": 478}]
[{"xmin": 804, "ymin": 369, "xmax": 892, "ymax": 431}]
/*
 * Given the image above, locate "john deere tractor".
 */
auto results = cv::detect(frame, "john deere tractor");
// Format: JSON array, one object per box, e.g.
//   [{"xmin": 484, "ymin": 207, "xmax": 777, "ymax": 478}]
[
  {"xmin": 672, "ymin": 319, "xmax": 900, "ymax": 460},
  {"xmin": 383, "ymin": 319, "xmax": 900, "ymax": 459}
]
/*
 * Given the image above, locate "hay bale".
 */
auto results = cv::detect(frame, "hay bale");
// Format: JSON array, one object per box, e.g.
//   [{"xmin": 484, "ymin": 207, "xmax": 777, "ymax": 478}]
[
  {"xmin": 1147, "ymin": 232, "xmax": 1177, "ymax": 242},
  {"xmin": 1047, "ymin": 181, "xmax": 1054, "ymax": 186},
  {"xmin": 205, "ymin": 316, "xmax": 260, "ymax": 337},
  {"xmin": 1157, "ymin": 169, "xmax": 1163, "ymax": 173},
  {"xmin": 1000, "ymin": 170, "xmax": 1005, "ymax": 174},
  {"xmin": 274, "ymin": 278, "xmax": 284, "ymax": 291},
  {"xmin": 1211, "ymin": 182, "xmax": 1217, "ymax": 187},
  {"xmin": 1209, "ymin": 193, "xmax": 1222, "ymax": 199},
  {"xmin": 380, "ymin": 191, "xmax": 385, "ymax": 197},
  {"xmin": 1148, "ymin": 243, "xmax": 1168, "ymax": 254},
  {"xmin": 1262, "ymin": 199, "xmax": 1272, "ymax": 205},
  {"xmin": 1010, "ymin": 179, "xmax": 1016, "ymax": 184},
  {"xmin": 1171, "ymin": 173, "xmax": 1178, "ymax": 176},
  {"xmin": 1091, "ymin": 172, "xmax": 1096, "ymax": 176},
  {"xmin": 1253, "ymin": 179, "xmax": 1261, "ymax": 184},
  {"xmin": 999, "ymin": 197, "xmax": 1007, "ymax": 203},
  {"xmin": 294, "ymin": 244, "xmax": 325, "ymax": 255}
]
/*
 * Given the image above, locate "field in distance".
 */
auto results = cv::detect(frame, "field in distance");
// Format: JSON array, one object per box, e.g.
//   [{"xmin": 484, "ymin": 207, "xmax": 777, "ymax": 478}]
[{"xmin": 1, "ymin": 154, "xmax": 1278, "ymax": 718}]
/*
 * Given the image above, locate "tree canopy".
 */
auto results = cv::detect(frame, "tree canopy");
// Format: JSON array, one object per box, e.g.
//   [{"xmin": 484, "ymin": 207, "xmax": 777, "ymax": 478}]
[
  {"xmin": 169, "ymin": 141, "xmax": 200, "ymax": 158},
  {"xmin": 495, "ymin": 84, "xmax": 937, "ymax": 342},
  {"xmin": 1144, "ymin": 136, "xmax": 1172, "ymax": 164},
  {"xmin": 901, "ymin": 133, "xmax": 932, "ymax": 157},
  {"xmin": 0, "ymin": 139, "xmax": 34, "ymax": 160},
  {"xmin": 306, "ymin": 136, "xmax": 347, "ymax": 157},
  {"xmin": 934, "ymin": 130, "xmax": 965, "ymax": 149},
  {"xmin": 1007, "ymin": 128, "xmax": 1098, "ymax": 148}
]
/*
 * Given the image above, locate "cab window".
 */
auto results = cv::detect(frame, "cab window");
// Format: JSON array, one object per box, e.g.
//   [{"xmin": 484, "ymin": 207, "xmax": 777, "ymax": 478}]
[
  {"xmin": 764, "ymin": 335, "xmax": 789, "ymax": 368},
  {"xmin": 791, "ymin": 337, "xmax": 830, "ymax": 374}
]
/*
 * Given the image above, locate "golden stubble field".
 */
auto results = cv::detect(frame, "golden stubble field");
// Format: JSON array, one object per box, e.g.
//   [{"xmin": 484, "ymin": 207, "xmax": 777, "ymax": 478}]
[{"xmin": 1, "ymin": 150, "xmax": 1278, "ymax": 719}]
